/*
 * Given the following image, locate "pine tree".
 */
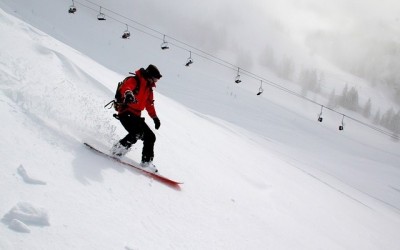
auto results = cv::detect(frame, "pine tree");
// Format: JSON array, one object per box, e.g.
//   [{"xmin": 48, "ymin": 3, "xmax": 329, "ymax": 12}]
[
  {"xmin": 277, "ymin": 56, "xmax": 295, "ymax": 81},
  {"xmin": 348, "ymin": 87, "xmax": 359, "ymax": 111},
  {"xmin": 362, "ymin": 98, "xmax": 372, "ymax": 118},
  {"xmin": 327, "ymin": 89, "xmax": 337, "ymax": 108},
  {"xmin": 299, "ymin": 68, "xmax": 318, "ymax": 95},
  {"xmin": 260, "ymin": 45, "xmax": 277, "ymax": 71},
  {"xmin": 380, "ymin": 108, "xmax": 395, "ymax": 129},
  {"xmin": 392, "ymin": 111, "xmax": 400, "ymax": 134},
  {"xmin": 373, "ymin": 109, "xmax": 381, "ymax": 125}
]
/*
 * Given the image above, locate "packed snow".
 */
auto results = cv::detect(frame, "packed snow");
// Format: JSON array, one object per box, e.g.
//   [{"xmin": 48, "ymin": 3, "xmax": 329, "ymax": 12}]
[{"xmin": 1, "ymin": 1, "xmax": 400, "ymax": 250}]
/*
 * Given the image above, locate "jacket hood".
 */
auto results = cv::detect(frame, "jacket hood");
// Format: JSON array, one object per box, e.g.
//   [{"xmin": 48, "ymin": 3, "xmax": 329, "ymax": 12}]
[{"xmin": 136, "ymin": 68, "xmax": 156, "ymax": 88}]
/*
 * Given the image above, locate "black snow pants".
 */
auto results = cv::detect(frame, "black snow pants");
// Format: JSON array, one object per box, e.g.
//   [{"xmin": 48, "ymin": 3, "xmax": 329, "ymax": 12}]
[{"xmin": 118, "ymin": 112, "xmax": 156, "ymax": 162}]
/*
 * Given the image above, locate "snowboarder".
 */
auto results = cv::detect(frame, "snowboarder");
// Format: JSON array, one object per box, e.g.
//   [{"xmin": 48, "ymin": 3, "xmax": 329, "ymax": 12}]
[{"xmin": 111, "ymin": 64, "xmax": 162, "ymax": 171}]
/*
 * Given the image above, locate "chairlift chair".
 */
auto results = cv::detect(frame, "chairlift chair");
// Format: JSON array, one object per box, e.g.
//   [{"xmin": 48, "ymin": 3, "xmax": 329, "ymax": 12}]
[
  {"xmin": 185, "ymin": 51, "xmax": 193, "ymax": 67},
  {"xmin": 97, "ymin": 13, "xmax": 106, "ymax": 21},
  {"xmin": 68, "ymin": 0, "xmax": 76, "ymax": 14},
  {"xmin": 122, "ymin": 25, "xmax": 130, "ymax": 39},
  {"xmin": 161, "ymin": 42, "xmax": 170, "ymax": 50},
  {"xmin": 122, "ymin": 31, "xmax": 130, "ymax": 39},
  {"xmin": 235, "ymin": 68, "xmax": 242, "ymax": 83},
  {"xmin": 339, "ymin": 115, "xmax": 345, "ymax": 130},
  {"xmin": 161, "ymin": 35, "xmax": 169, "ymax": 50},
  {"xmin": 318, "ymin": 105, "xmax": 324, "ymax": 122},
  {"xmin": 235, "ymin": 75, "xmax": 242, "ymax": 84},
  {"xmin": 185, "ymin": 58, "xmax": 193, "ymax": 67},
  {"xmin": 97, "ymin": 7, "xmax": 106, "ymax": 21},
  {"xmin": 68, "ymin": 6, "xmax": 77, "ymax": 14}
]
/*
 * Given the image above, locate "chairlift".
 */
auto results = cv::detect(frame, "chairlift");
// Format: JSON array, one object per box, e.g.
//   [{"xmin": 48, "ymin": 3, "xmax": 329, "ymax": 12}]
[
  {"xmin": 235, "ymin": 68, "xmax": 242, "ymax": 84},
  {"xmin": 339, "ymin": 115, "xmax": 345, "ymax": 130},
  {"xmin": 185, "ymin": 58, "xmax": 193, "ymax": 67},
  {"xmin": 161, "ymin": 42, "xmax": 169, "ymax": 50},
  {"xmin": 68, "ymin": 6, "xmax": 77, "ymax": 14},
  {"xmin": 161, "ymin": 35, "xmax": 169, "ymax": 50},
  {"xmin": 122, "ymin": 24, "xmax": 130, "ymax": 39},
  {"xmin": 318, "ymin": 105, "xmax": 324, "ymax": 122},
  {"xmin": 185, "ymin": 51, "xmax": 193, "ymax": 67},
  {"xmin": 68, "ymin": 0, "xmax": 76, "ymax": 14},
  {"xmin": 122, "ymin": 31, "xmax": 130, "ymax": 39},
  {"xmin": 257, "ymin": 80, "xmax": 264, "ymax": 95},
  {"xmin": 235, "ymin": 75, "xmax": 241, "ymax": 84},
  {"xmin": 97, "ymin": 7, "xmax": 106, "ymax": 21}
]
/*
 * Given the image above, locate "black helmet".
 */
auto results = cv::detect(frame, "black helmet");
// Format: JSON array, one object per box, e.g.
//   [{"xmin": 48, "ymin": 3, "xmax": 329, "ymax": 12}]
[{"xmin": 145, "ymin": 64, "xmax": 162, "ymax": 79}]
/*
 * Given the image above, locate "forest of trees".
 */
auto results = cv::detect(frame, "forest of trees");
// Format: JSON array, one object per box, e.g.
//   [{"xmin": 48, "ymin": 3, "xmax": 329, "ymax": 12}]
[
  {"xmin": 260, "ymin": 50, "xmax": 399, "ymax": 137},
  {"xmin": 328, "ymin": 84, "xmax": 400, "ymax": 135}
]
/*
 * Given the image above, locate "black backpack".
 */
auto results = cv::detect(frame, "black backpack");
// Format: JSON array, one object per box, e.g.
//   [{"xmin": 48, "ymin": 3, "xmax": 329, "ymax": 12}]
[{"xmin": 105, "ymin": 73, "xmax": 140, "ymax": 112}]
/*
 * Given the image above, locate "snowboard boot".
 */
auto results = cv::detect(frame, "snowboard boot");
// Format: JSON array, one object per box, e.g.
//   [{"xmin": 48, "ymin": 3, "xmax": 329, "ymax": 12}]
[
  {"xmin": 110, "ymin": 142, "xmax": 130, "ymax": 157},
  {"xmin": 140, "ymin": 161, "xmax": 158, "ymax": 173}
]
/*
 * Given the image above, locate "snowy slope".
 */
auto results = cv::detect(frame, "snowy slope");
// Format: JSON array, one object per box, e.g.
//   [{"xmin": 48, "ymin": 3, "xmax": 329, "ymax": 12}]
[{"xmin": 1, "ymin": 4, "xmax": 400, "ymax": 250}]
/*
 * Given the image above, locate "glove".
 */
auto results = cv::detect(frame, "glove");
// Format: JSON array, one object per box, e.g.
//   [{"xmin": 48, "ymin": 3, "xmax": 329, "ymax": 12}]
[
  {"xmin": 124, "ymin": 90, "xmax": 136, "ymax": 104},
  {"xmin": 153, "ymin": 117, "xmax": 161, "ymax": 130}
]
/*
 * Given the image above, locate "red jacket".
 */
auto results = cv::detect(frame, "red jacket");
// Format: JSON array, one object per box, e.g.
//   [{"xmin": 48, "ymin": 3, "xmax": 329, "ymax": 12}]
[{"xmin": 118, "ymin": 69, "xmax": 157, "ymax": 118}]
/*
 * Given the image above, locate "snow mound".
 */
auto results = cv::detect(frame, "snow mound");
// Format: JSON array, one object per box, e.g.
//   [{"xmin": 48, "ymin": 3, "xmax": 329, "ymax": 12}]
[
  {"xmin": 2, "ymin": 202, "xmax": 50, "ymax": 230},
  {"xmin": 17, "ymin": 165, "xmax": 46, "ymax": 185},
  {"xmin": 8, "ymin": 219, "xmax": 31, "ymax": 233}
]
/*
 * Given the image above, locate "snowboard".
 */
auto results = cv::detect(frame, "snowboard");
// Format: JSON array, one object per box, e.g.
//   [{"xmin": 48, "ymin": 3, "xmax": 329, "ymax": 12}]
[{"xmin": 83, "ymin": 142, "xmax": 182, "ymax": 188}]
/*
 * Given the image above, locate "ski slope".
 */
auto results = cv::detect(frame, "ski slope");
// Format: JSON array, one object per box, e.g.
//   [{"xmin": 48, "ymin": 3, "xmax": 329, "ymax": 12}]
[{"xmin": 1, "ymin": 3, "xmax": 400, "ymax": 250}]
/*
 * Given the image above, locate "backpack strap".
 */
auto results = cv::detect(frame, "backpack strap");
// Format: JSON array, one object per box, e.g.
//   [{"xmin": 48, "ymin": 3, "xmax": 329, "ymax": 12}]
[
  {"xmin": 132, "ymin": 74, "xmax": 141, "ymax": 95},
  {"xmin": 121, "ymin": 74, "xmax": 140, "ymax": 95},
  {"xmin": 104, "ymin": 74, "xmax": 141, "ymax": 114}
]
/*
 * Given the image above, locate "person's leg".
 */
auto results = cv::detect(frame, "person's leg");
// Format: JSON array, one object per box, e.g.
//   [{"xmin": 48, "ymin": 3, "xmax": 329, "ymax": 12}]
[
  {"xmin": 112, "ymin": 113, "xmax": 143, "ymax": 156},
  {"xmin": 140, "ymin": 122, "xmax": 156, "ymax": 163}
]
